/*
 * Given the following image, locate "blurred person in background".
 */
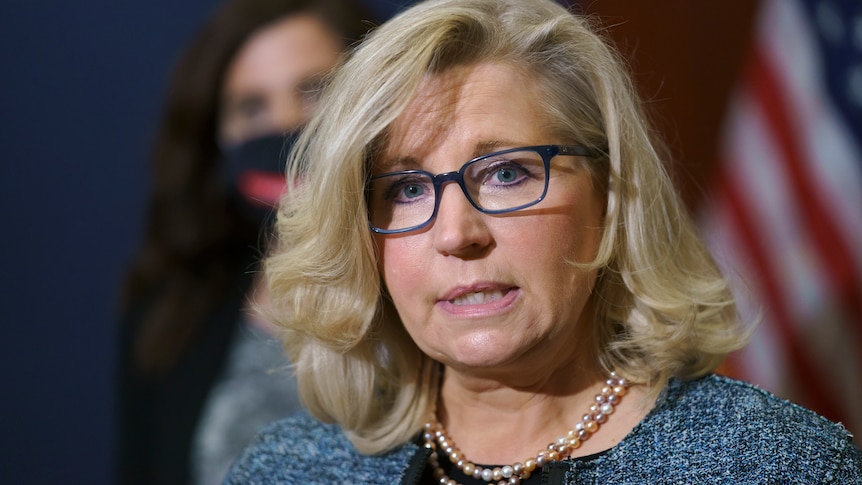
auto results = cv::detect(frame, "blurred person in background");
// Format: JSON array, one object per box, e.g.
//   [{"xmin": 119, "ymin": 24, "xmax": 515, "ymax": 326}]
[{"xmin": 115, "ymin": 1, "xmax": 375, "ymax": 484}]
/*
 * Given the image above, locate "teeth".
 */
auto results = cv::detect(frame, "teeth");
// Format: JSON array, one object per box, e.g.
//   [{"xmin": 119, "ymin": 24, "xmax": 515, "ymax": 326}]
[{"xmin": 450, "ymin": 290, "xmax": 505, "ymax": 306}]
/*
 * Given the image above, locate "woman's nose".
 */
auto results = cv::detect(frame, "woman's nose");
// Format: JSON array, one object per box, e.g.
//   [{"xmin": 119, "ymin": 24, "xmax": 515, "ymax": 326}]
[
  {"xmin": 271, "ymin": 94, "xmax": 307, "ymax": 132},
  {"xmin": 432, "ymin": 182, "xmax": 493, "ymax": 256}
]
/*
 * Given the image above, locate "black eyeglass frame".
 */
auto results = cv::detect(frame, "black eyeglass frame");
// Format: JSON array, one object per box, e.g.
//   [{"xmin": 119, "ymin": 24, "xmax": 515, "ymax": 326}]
[{"xmin": 368, "ymin": 144, "xmax": 596, "ymax": 234}]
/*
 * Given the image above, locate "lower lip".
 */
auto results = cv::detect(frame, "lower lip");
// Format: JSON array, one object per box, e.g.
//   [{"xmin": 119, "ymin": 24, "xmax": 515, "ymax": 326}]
[{"xmin": 437, "ymin": 288, "xmax": 520, "ymax": 317}]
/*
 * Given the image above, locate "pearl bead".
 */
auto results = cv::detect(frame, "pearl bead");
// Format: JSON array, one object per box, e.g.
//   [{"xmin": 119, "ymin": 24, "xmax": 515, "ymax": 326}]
[
  {"xmin": 509, "ymin": 477, "xmax": 521, "ymax": 485},
  {"xmin": 433, "ymin": 467, "xmax": 446, "ymax": 479},
  {"xmin": 512, "ymin": 462, "xmax": 524, "ymax": 475},
  {"xmin": 501, "ymin": 465, "xmax": 514, "ymax": 478},
  {"xmin": 536, "ymin": 452, "xmax": 547, "ymax": 467},
  {"xmin": 614, "ymin": 385, "xmax": 628, "ymax": 396},
  {"xmin": 600, "ymin": 402, "xmax": 614, "ymax": 415},
  {"xmin": 584, "ymin": 420, "xmax": 598, "ymax": 433},
  {"xmin": 524, "ymin": 458, "xmax": 536, "ymax": 472},
  {"xmin": 463, "ymin": 462, "xmax": 475, "ymax": 475},
  {"xmin": 449, "ymin": 450, "xmax": 461, "ymax": 463},
  {"xmin": 481, "ymin": 468, "xmax": 493, "ymax": 481},
  {"xmin": 492, "ymin": 467, "xmax": 503, "ymax": 481},
  {"xmin": 547, "ymin": 450, "xmax": 560, "ymax": 461}
]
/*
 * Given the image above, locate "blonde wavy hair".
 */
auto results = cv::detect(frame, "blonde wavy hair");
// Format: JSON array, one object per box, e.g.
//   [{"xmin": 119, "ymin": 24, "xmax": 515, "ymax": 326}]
[{"xmin": 265, "ymin": 0, "xmax": 747, "ymax": 455}]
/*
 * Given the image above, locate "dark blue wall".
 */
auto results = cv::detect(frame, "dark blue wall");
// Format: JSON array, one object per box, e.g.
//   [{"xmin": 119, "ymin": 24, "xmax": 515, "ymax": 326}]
[{"xmin": 0, "ymin": 1, "xmax": 408, "ymax": 483}]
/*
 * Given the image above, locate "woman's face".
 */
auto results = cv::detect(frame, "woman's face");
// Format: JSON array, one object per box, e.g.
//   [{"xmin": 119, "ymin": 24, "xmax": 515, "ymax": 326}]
[
  {"xmin": 374, "ymin": 63, "xmax": 605, "ymax": 376},
  {"xmin": 219, "ymin": 13, "xmax": 342, "ymax": 145}
]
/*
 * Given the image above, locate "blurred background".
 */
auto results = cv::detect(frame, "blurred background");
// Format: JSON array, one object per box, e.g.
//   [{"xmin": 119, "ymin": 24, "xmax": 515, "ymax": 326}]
[{"xmin": 0, "ymin": 0, "xmax": 858, "ymax": 483}]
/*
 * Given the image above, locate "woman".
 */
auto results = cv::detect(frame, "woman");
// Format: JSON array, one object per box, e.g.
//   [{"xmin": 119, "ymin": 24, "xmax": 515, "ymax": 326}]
[
  {"xmin": 226, "ymin": 0, "xmax": 862, "ymax": 483},
  {"xmin": 116, "ymin": 1, "xmax": 373, "ymax": 484}
]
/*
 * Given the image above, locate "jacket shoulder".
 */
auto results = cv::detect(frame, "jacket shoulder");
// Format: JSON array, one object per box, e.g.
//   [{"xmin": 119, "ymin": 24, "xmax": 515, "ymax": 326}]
[
  {"xmin": 224, "ymin": 413, "xmax": 421, "ymax": 484},
  {"xmin": 667, "ymin": 375, "xmax": 855, "ymax": 445},
  {"xmin": 604, "ymin": 374, "xmax": 862, "ymax": 482}
]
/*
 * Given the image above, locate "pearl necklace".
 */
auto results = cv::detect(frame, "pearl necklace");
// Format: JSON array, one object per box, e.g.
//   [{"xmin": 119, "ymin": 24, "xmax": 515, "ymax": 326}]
[{"xmin": 422, "ymin": 372, "xmax": 630, "ymax": 485}]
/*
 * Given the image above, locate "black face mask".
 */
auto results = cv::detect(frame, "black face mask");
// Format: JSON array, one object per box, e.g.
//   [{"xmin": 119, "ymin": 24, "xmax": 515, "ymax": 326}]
[{"xmin": 220, "ymin": 131, "xmax": 299, "ymax": 227}]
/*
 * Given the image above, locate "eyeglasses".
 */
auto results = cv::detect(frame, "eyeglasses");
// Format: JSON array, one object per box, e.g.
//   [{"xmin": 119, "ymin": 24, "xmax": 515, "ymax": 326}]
[{"xmin": 368, "ymin": 145, "xmax": 595, "ymax": 234}]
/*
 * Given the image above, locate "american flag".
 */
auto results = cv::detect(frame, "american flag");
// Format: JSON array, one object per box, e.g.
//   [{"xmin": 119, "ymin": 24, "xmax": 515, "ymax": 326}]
[{"xmin": 702, "ymin": 0, "xmax": 862, "ymax": 439}]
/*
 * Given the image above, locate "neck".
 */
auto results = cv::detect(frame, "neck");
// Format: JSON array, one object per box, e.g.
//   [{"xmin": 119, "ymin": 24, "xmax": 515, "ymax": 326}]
[
  {"xmin": 426, "ymin": 371, "xmax": 644, "ymax": 483},
  {"xmin": 435, "ymin": 361, "xmax": 611, "ymax": 462}
]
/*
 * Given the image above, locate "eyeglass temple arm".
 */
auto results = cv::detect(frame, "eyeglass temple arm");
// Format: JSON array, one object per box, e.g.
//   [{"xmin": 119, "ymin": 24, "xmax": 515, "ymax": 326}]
[{"xmin": 558, "ymin": 145, "xmax": 604, "ymax": 158}]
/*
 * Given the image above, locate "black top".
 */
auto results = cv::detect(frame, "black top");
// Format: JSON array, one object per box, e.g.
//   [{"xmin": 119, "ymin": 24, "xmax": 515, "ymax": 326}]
[
  {"xmin": 420, "ymin": 449, "xmax": 611, "ymax": 484},
  {"xmin": 115, "ymin": 251, "xmax": 256, "ymax": 485}
]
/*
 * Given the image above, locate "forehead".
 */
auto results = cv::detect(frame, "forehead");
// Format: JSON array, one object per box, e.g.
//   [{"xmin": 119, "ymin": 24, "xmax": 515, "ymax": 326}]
[
  {"xmin": 381, "ymin": 63, "xmax": 551, "ymax": 165},
  {"xmin": 224, "ymin": 14, "xmax": 341, "ymax": 90}
]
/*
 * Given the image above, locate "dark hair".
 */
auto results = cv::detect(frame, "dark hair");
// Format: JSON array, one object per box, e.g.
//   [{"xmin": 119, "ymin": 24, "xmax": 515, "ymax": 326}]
[{"xmin": 122, "ymin": 0, "xmax": 375, "ymax": 374}]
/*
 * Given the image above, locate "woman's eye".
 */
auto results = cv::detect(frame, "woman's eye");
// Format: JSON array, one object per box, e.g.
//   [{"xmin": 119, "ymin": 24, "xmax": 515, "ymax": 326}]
[
  {"xmin": 483, "ymin": 162, "xmax": 527, "ymax": 185},
  {"xmin": 382, "ymin": 176, "xmax": 431, "ymax": 203},
  {"xmin": 494, "ymin": 167, "xmax": 520, "ymax": 184},
  {"xmin": 231, "ymin": 97, "xmax": 267, "ymax": 121},
  {"xmin": 401, "ymin": 183, "xmax": 425, "ymax": 199}
]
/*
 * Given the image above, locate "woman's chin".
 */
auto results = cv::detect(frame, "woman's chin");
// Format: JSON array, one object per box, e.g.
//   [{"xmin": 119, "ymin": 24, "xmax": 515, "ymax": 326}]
[{"xmin": 435, "ymin": 333, "xmax": 532, "ymax": 373}]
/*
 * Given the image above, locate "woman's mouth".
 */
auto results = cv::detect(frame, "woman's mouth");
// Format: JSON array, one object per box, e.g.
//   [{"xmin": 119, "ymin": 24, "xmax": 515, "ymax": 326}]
[
  {"xmin": 449, "ymin": 289, "xmax": 507, "ymax": 306},
  {"xmin": 438, "ymin": 285, "xmax": 520, "ymax": 316}
]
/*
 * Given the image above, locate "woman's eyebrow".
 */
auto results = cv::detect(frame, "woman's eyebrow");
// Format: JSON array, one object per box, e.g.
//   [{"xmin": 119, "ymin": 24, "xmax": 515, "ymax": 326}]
[
  {"xmin": 472, "ymin": 139, "xmax": 523, "ymax": 158},
  {"xmin": 377, "ymin": 138, "xmax": 527, "ymax": 172},
  {"xmin": 375, "ymin": 155, "xmax": 420, "ymax": 172}
]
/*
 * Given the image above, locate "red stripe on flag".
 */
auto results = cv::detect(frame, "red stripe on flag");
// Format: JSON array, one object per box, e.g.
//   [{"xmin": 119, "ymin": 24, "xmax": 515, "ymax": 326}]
[
  {"xmin": 718, "ymin": 169, "xmax": 842, "ymax": 422},
  {"xmin": 749, "ymin": 48, "xmax": 862, "ymax": 336}
]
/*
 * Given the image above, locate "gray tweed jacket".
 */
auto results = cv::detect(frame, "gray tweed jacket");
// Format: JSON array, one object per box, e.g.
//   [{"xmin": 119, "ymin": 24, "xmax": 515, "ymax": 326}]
[{"xmin": 225, "ymin": 374, "xmax": 862, "ymax": 484}]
